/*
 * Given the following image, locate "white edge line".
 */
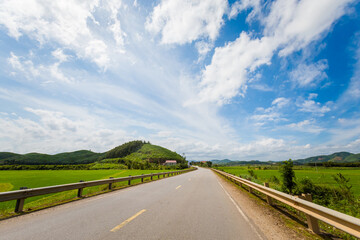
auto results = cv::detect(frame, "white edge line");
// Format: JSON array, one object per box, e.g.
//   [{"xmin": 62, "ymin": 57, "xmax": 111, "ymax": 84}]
[{"xmin": 217, "ymin": 180, "xmax": 264, "ymax": 240}]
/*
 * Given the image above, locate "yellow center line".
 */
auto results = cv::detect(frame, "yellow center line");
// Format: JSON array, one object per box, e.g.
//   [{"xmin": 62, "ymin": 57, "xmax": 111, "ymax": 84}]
[
  {"xmin": 110, "ymin": 209, "xmax": 146, "ymax": 232},
  {"xmin": 176, "ymin": 185, "xmax": 182, "ymax": 189}
]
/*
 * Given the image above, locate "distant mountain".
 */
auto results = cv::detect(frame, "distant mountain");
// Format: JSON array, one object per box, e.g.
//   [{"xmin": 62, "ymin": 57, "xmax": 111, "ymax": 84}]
[
  {"xmin": 209, "ymin": 151, "xmax": 360, "ymax": 166},
  {"xmin": 210, "ymin": 159, "xmax": 233, "ymax": 165},
  {"xmin": 294, "ymin": 152, "xmax": 360, "ymax": 164}
]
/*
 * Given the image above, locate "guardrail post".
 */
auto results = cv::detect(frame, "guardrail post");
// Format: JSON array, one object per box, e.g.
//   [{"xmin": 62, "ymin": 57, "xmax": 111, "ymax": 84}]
[
  {"xmin": 238, "ymin": 175, "xmax": 243, "ymax": 187},
  {"xmin": 264, "ymin": 183, "xmax": 273, "ymax": 206},
  {"xmin": 301, "ymin": 193, "xmax": 320, "ymax": 234},
  {"xmin": 15, "ymin": 187, "xmax": 28, "ymax": 213},
  {"xmin": 77, "ymin": 180, "xmax": 84, "ymax": 198},
  {"xmin": 151, "ymin": 174, "xmax": 153, "ymax": 181},
  {"xmin": 128, "ymin": 175, "xmax": 131, "ymax": 185},
  {"xmin": 141, "ymin": 174, "xmax": 144, "ymax": 183},
  {"xmin": 109, "ymin": 177, "xmax": 113, "ymax": 190}
]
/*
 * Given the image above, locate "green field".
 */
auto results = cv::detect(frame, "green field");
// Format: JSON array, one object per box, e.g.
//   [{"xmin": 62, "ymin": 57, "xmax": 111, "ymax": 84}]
[
  {"xmin": 216, "ymin": 166, "xmax": 360, "ymax": 196},
  {"xmin": 0, "ymin": 169, "xmax": 168, "ymax": 215}
]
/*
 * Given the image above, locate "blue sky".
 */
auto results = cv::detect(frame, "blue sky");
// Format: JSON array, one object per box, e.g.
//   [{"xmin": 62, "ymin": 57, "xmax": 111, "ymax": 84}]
[{"xmin": 0, "ymin": 0, "xmax": 360, "ymax": 161}]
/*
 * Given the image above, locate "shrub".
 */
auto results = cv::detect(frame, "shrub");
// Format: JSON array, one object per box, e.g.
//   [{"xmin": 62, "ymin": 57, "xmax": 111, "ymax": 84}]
[
  {"xmin": 247, "ymin": 169, "xmax": 257, "ymax": 179},
  {"xmin": 280, "ymin": 159, "xmax": 296, "ymax": 194}
]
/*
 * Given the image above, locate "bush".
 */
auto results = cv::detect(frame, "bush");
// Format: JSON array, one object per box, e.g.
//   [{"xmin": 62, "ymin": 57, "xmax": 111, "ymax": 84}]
[
  {"xmin": 280, "ymin": 159, "xmax": 296, "ymax": 194},
  {"xmin": 247, "ymin": 169, "xmax": 257, "ymax": 179}
]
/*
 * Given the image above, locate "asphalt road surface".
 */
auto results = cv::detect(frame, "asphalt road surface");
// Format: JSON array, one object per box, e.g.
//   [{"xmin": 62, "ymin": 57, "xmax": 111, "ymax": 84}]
[{"xmin": 0, "ymin": 167, "xmax": 265, "ymax": 240}]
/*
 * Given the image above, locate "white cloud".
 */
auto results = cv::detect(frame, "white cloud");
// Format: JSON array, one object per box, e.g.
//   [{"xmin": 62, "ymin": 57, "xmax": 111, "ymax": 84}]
[
  {"xmin": 145, "ymin": 0, "xmax": 228, "ymax": 45},
  {"xmin": 199, "ymin": 0, "xmax": 354, "ymax": 104},
  {"xmin": 249, "ymin": 83, "xmax": 273, "ymax": 92},
  {"xmin": 103, "ymin": 1, "xmax": 126, "ymax": 51},
  {"xmin": 195, "ymin": 41, "xmax": 213, "ymax": 62},
  {"xmin": 0, "ymin": 108, "xmax": 132, "ymax": 153},
  {"xmin": 7, "ymin": 52, "xmax": 72, "ymax": 83},
  {"xmin": 338, "ymin": 38, "xmax": 360, "ymax": 103},
  {"xmin": 308, "ymin": 93, "xmax": 318, "ymax": 99},
  {"xmin": 264, "ymin": 0, "xmax": 353, "ymax": 56},
  {"xmin": 251, "ymin": 97, "xmax": 289, "ymax": 125},
  {"xmin": 329, "ymin": 117, "xmax": 360, "ymax": 144},
  {"xmin": 272, "ymin": 97, "xmax": 289, "ymax": 108},
  {"xmin": 297, "ymin": 98, "xmax": 331, "ymax": 116},
  {"xmin": 289, "ymin": 60, "xmax": 328, "ymax": 87},
  {"xmin": 199, "ymin": 33, "xmax": 275, "ymax": 104},
  {"xmin": 229, "ymin": 0, "xmax": 261, "ymax": 22},
  {"xmin": 7, "ymin": 52, "xmax": 40, "ymax": 78},
  {"xmin": 286, "ymin": 119, "xmax": 324, "ymax": 134},
  {"xmin": 0, "ymin": 0, "xmax": 127, "ymax": 69},
  {"xmin": 51, "ymin": 49, "xmax": 69, "ymax": 63}
]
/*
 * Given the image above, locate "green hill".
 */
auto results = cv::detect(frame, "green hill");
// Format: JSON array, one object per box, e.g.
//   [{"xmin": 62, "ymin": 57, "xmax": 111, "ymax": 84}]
[
  {"xmin": 99, "ymin": 142, "xmax": 186, "ymax": 169},
  {"xmin": 344, "ymin": 153, "xmax": 360, "ymax": 162},
  {"xmin": 0, "ymin": 150, "xmax": 104, "ymax": 165},
  {"xmin": 123, "ymin": 143, "xmax": 185, "ymax": 164},
  {"xmin": 0, "ymin": 152, "xmax": 21, "ymax": 160},
  {"xmin": 0, "ymin": 141, "xmax": 186, "ymax": 169},
  {"xmin": 294, "ymin": 152, "xmax": 359, "ymax": 164}
]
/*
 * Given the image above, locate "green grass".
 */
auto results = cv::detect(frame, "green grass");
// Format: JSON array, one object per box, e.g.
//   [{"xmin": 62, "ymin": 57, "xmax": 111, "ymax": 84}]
[
  {"xmin": 216, "ymin": 166, "xmax": 360, "ymax": 196},
  {"xmin": 216, "ymin": 166, "xmax": 360, "ymax": 239},
  {"xmin": 0, "ymin": 169, "xmax": 169, "ymax": 216}
]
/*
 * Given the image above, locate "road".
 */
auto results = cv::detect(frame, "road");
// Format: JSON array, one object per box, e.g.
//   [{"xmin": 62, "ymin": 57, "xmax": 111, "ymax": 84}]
[{"xmin": 0, "ymin": 167, "xmax": 265, "ymax": 240}]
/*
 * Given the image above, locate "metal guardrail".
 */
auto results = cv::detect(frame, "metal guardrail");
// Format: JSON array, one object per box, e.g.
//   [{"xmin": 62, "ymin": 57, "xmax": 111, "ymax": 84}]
[
  {"xmin": 213, "ymin": 168, "xmax": 360, "ymax": 238},
  {"xmin": 0, "ymin": 168, "xmax": 195, "ymax": 213}
]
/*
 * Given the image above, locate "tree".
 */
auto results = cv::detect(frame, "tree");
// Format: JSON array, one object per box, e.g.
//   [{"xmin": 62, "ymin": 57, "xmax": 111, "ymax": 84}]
[
  {"xmin": 206, "ymin": 161, "xmax": 212, "ymax": 168},
  {"xmin": 280, "ymin": 159, "xmax": 296, "ymax": 194}
]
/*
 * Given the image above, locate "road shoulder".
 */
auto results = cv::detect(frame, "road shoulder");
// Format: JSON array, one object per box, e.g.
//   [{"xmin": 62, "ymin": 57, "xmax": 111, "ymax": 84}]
[{"xmin": 214, "ymin": 171, "xmax": 319, "ymax": 240}]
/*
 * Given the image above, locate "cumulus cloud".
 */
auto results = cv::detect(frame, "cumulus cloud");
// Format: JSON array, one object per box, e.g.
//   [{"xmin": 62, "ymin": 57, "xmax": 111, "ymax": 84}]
[
  {"xmin": 0, "ymin": 0, "xmax": 127, "ymax": 69},
  {"xmin": 199, "ymin": 33, "xmax": 275, "ymax": 104},
  {"xmin": 289, "ymin": 60, "xmax": 328, "ymax": 87},
  {"xmin": 199, "ymin": 0, "xmax": 354, "ymax": 104},
  {"xmin": 145, "ymin": 0, "xmax": 228, "ymax": 45}
]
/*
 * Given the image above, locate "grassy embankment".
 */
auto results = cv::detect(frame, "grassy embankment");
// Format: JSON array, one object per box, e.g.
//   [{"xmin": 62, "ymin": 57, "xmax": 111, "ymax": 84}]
[
  {"xmin": 216, "ymin": 166, "xmax": 360, "ymax": 239},
  {"xmin": 0, "ymin": 169, "xmax": 169, "ymax": 218},
  {"xmin": 216, "ymin": 166, "xmax": 360, "ymax": 196}
]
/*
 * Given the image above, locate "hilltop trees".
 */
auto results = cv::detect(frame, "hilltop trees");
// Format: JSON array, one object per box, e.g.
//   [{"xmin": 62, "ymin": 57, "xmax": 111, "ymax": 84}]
[{"xmin": 103, "ymin": 140, "xmax": 146, "ymax": 159}]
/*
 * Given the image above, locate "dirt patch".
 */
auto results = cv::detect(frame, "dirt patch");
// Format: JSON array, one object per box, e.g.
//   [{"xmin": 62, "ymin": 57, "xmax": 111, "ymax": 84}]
[{"xmin": 214, "ymin": 172, "xmax": 320, "ymax": 240}]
